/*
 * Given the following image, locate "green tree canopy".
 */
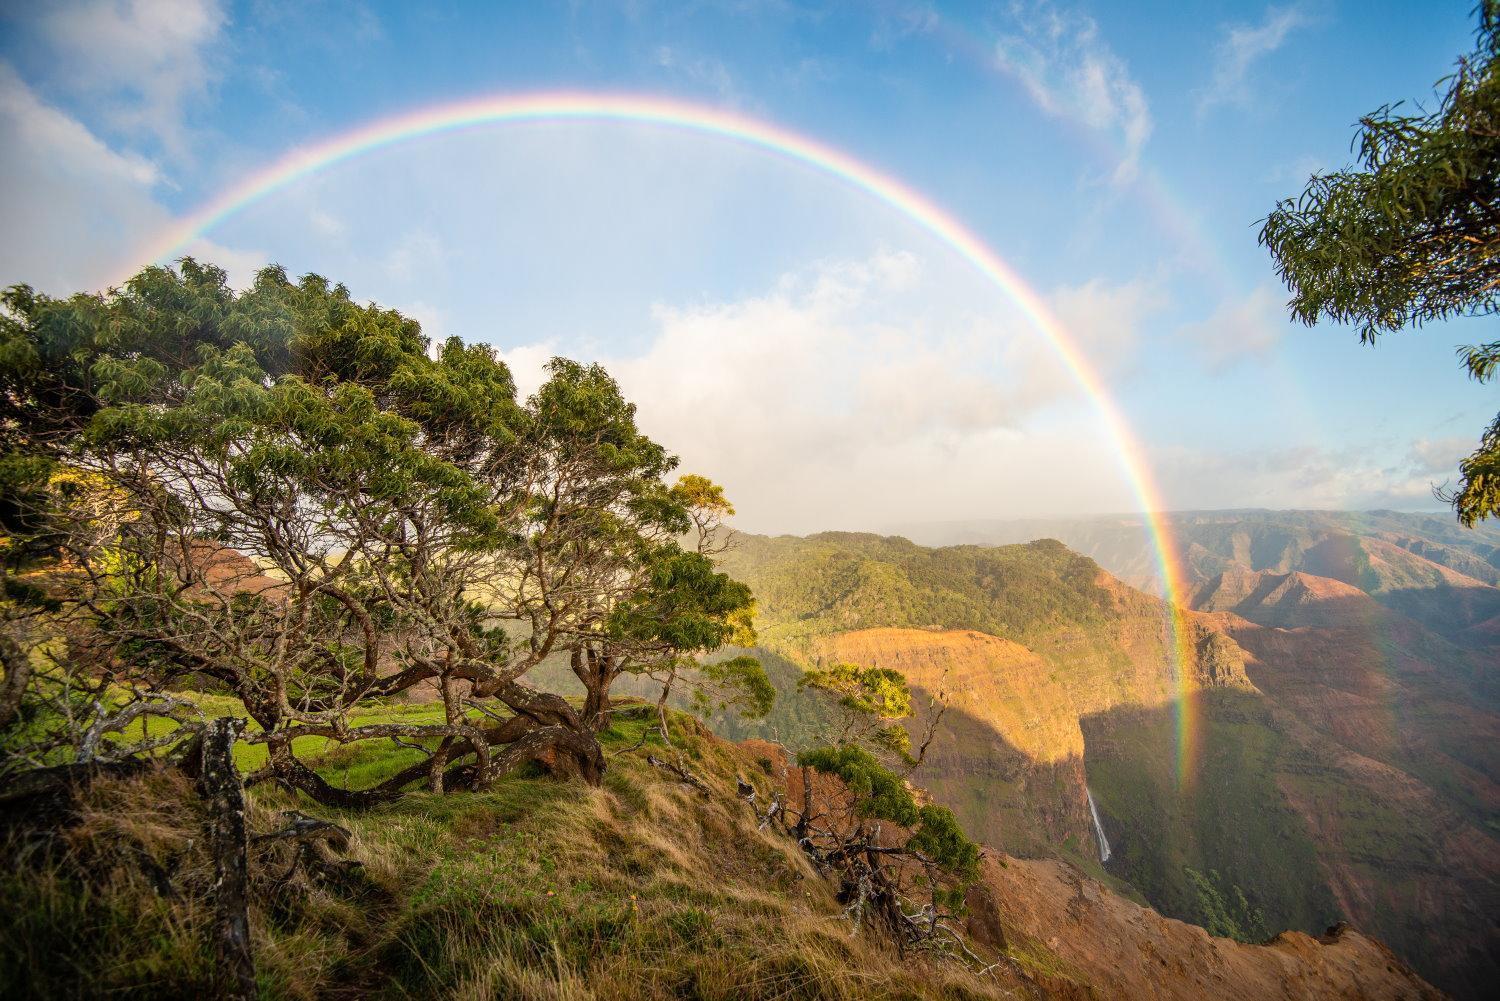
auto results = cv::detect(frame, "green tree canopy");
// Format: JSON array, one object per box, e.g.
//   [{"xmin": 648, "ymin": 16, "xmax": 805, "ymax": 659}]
[
  {"xmin": 1260, "ymin": 2, "xmax": 1500, "ymax": 525},
  {"xmin": 0, "ymin": 260, "xmax": 761, "ymax": 802},
  {"xmin": 798, "ymin": 661, "xmax": 915, "ymax": 759}
]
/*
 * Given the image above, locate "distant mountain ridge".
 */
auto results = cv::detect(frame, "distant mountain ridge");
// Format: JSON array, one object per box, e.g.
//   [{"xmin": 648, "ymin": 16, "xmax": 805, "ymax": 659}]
[{"xmin": 895, "ymin": 509, "xmax": 1500, "ymax": 641}]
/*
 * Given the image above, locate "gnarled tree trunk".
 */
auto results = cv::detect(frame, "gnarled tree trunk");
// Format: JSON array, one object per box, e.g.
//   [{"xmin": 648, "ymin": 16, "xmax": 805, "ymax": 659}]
[{"xmin": 195, "ymin": 717, "xmax": 257, "ymax": 1001}]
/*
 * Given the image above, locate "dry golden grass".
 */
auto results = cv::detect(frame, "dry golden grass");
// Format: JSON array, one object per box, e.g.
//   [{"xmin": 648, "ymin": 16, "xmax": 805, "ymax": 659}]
[{"xmin": 1, "ymin": 709, "xmax": 1038, "ymax": 1000}]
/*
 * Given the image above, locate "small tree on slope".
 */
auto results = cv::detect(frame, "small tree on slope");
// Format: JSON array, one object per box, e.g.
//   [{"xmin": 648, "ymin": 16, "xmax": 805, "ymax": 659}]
[{"xmin": 784, "ymin": 661, "xmax": 982, "ymax": 957}]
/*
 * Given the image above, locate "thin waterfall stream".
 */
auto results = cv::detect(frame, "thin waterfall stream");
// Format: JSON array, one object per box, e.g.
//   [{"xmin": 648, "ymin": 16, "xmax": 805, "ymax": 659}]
[{"xmin": 1086, "ymin": 786, "xmax": 1112, "ymax": 863}]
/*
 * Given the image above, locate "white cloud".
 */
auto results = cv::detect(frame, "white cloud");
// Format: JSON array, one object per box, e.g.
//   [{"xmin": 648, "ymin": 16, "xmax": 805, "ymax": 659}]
[
  {"xmin": 33, "ymin": 0, "xmax": 228, "ymax": 152},
  {"xmin": 0, "ymin": 64, "xmax": 160, "ymax": 188},
  {"xmin": 494, "ymin": 252, "xmax": 1148, "ymax": 532},
  {"xmin": 1198, "ymin": 5, "xmax": 1309, "ymax": 114},
  {"xmin": 0, "ymin": 62, "xmax": 261, "ymax": 294},
  {"xmin": 1406, "ymin": 436, "xmax": 1472, "ymax": 479},
  {"xmin": 1155, "ymin": 436, "xmax": 1473, "ymax": 511},
  {"xmin": 993, "ymin": 1, "xmax": 1152, "ymax": 184},
  {"xmin": 496, "ymin": 342, "xmax": 558, "ymax": 400},
  {"xmin": 1177, "ymin": 285, "xmax": 1292, "ymax": 370}
]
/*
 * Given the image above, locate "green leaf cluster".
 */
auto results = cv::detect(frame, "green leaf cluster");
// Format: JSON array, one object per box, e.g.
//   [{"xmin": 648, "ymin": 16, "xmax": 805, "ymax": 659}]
[
  {"xmin": 796, "ymin": 743, "xmax": 981, "ymax": 884},
  {"xmin": 689, "ymin": 654, "xmax": 775, "ymax": 720},
  {"xmin": 798, "ymin": 661, "xmax": 915, "ymax": 760},
  {"xmin": 798, "ymin": 744, "xmax": 919, "ymax": 825},
  {"xmin": 1260, "ymin": 2, "xmax": 1500, "ymax": 525}
]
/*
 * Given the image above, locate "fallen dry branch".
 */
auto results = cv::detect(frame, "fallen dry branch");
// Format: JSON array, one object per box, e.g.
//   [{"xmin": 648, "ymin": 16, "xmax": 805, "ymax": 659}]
[
  {"xmin": 253, "ymin": 810, "xmax": 363, "ymax": 895},
  {"xmin": 646, "ymin": 753, "xmax": 712, "ymax": 796}
]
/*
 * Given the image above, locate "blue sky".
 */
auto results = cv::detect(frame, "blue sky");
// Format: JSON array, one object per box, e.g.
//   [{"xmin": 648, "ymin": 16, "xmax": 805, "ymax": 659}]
[{"xmin": 0, "ymin": 0, "xmax": 1493, "ymax": 533}]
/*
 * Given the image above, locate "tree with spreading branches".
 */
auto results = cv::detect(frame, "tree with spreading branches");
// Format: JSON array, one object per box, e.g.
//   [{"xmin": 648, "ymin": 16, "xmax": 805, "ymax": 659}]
[
  {"xmin": 1260, "ymin": 1, "xmax": 1500, "ymax": 525},
  {"xmin": 0, "ymin": 260, "xmax": 770, "ymax": 805}
]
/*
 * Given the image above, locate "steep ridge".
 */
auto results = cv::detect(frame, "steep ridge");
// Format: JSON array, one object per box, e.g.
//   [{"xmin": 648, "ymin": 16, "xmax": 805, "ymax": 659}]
[
  {"xmin": 1190, "ymin": 566, "xmax": 1498, "ymax": 796},
  {"xmin": 978, "ymin": 853, "xmax": 1441, "ymax": 1001},
  {"xmin": 715, "ymin": 528, "xmax": 1496, "ymax": 998},
  {"xmin": 1189, "ymin": 567, "xmax": 1372, "ymax": 627},
  {"xmin": 744, "ymin": 737, "xmax": 1440, "ymax": 1001},
  {"xmin": 896, "ymin": 510, "xmax": 1500, "ymax": 643},
  {"xmin": 1374, "ymin": 532, "xmax": 1500, "ymax": 585}
]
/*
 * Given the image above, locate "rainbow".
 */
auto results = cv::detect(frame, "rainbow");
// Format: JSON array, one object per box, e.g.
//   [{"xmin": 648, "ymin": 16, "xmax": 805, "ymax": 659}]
[{"xmin": 122, "ymin": 91, "xmax": 1202, "ymax": 784}]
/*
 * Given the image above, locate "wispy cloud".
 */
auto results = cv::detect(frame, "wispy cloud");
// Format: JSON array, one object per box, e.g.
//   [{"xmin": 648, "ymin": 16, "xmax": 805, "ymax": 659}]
[
  {"xmin": 1198, "ymin": 5, "xmax": 1309, "ymax": 115},
  {"xmin": 1177, "ymin": 285, "xmax": 1293, "ymax": 371},
  {"xmin": 32, "ymin": 0, "xmax": 228, "ymax": 154},
  {"xmin": 0, "ymin": 63, "xmax": 261, "ymax": 293},
  {"xmin": 382, "ymin": 231, "xmax": 448, "ymax": 285},
  {"xmin": 992, "ymin": 1, "xmax": 1152, "ymax": 184},
  {"xmin": 652, "ymin": 46, "xmax": 743, "ymax": 105},
  {"xmin": 869, "ymin": 3, "xmax": 940, "ymax": 51}
]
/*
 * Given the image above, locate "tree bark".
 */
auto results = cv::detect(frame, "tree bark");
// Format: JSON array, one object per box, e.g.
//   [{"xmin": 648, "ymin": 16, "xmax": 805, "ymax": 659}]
[
  {"xmin": 195, "ymin": 717, "xmax": 257, "ymax": 1001},
  {"xmin": 263, "ymin": 738, "xmax": 400, "ymax": 808},
  {"xmin": 795, "ymin": 764, "xmax": 814, "ymax": 841},
  {"xmin": 0, "ymin": 631, "xmax": 33, "ymax": 731},
  {"xmin": 571, "ymin": 646, "xmax": 624, "ymax": 732}
]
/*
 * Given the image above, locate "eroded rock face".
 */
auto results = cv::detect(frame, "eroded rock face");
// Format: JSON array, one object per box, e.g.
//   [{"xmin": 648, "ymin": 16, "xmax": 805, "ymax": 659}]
[
  {"xmin": 805, "ymin": 603, "xmax": 1254, "ymax": 856},
  {"xmin": 749, "ymin": 737, "xmax": 1441, "ymax": 1001},
  {"xmin": 979, "ymin": 852, "xmax": 1444, "ymax": 1001}
]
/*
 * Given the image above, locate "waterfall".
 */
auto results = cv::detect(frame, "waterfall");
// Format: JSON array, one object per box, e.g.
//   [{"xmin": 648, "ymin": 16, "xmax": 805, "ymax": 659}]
[{"xmin": 1085, "ymin": 786, "xmax": 1112, "ymax": 863}]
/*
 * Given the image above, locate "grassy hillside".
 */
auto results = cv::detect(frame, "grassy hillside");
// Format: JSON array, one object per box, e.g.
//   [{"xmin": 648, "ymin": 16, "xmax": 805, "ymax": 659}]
[
  {"xmin": 0, "ymin": 704, "xmax": 1036, "ymax": 1001},
  {"xmin": 0, "ymin": 697, "xmax": 1443, "ymax": 1001}
]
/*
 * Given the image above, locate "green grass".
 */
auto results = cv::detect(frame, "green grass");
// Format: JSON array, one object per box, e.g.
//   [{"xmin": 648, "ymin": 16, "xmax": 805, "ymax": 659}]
[{"xmin": 109, "ymin": 693, "xmax": 490, "ymax": 779}]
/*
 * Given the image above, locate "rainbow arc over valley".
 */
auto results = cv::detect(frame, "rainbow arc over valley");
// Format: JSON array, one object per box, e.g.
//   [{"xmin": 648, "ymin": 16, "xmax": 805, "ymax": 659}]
[{"xmin": 121, "ymin": 91, "xmax": 1205, "ymax": 786}]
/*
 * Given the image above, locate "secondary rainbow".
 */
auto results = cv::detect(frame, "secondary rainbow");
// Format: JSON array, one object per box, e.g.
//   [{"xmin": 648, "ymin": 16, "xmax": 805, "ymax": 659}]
[{"xmin": 123, "ymin": 91, "xmax": 1204, "ymax": 785}]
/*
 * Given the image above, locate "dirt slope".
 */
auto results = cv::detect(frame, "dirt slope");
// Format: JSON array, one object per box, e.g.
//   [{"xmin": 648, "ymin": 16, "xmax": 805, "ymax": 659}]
[{"xmin": 977, "ymin": 853, "xmax": 1443, "ymax": 1001}]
